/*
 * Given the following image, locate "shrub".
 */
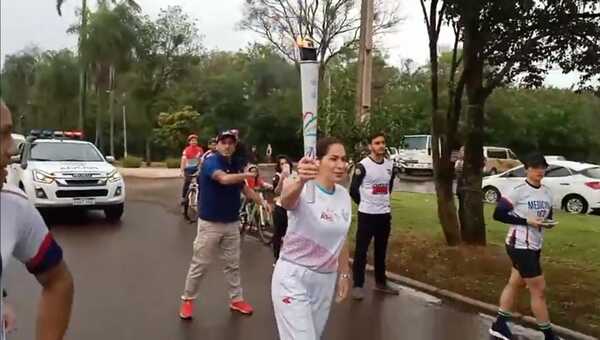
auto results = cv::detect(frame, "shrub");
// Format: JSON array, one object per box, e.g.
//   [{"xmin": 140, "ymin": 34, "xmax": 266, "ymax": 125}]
[
  {"xmin": 121, "ymin": 156, "xmax": 143, "ymax": 168},
  {"xmin": 165, "ymin": 157, "xmax": 181, "ymax": 169}
]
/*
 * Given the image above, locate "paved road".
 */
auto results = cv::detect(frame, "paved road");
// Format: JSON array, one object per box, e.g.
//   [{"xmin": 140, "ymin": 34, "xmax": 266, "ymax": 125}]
[{"xmin": 4, "ymin": 178, "xmax": 546, "ymax": 340}]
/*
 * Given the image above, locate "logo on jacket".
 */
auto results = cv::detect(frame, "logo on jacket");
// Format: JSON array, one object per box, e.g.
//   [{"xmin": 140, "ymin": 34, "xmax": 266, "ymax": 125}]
[{"xmin": 282, "ymin": 297, "xmax": 293, "ymax": 304}]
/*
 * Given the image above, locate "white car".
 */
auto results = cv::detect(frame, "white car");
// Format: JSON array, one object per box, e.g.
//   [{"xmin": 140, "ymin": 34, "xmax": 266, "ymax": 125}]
[
  {"xmin": 7, "ymin": 137, "xmax": 125, "ymax": 221},
  {"xmin": 482, "ymin": 160, "xmax": 600, "ymax": 214}
]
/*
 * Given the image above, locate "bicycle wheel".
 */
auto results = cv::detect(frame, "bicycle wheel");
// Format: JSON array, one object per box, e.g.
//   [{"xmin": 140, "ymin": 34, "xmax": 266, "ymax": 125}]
[
  {"xmin": 257, "ymin": 208, "xmax": 274, "ymax": 245},
  {"xmin": 246, "ymin": 204, "xmax": 261, "ymax": 238},
  {"xmin": 239, "ymin": 203, "xmax": 251, "ymax": 240},
  {"xmin": 185, "ymin": 188, "xmax": 198, "ymax": 221}
]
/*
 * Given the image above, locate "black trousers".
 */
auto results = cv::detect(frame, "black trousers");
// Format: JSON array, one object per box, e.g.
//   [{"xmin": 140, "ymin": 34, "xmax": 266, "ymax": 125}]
[
  {"xmin": 353, "ymin": 212, "xmax": 391, "ymax": 288},
  {"xmin": 272, "ymin": 205, "xmax": 288, "ymax": 260}
]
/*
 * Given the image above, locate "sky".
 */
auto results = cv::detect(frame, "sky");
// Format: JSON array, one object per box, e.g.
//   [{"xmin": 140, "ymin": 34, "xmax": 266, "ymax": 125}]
[{"xmin": 0, "ymin": 0, "xmax": 582, "ymax": 88}]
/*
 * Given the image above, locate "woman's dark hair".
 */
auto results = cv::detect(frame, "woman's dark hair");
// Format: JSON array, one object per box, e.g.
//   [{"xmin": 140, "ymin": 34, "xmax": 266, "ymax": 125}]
[
  {"xmin": 316, "ymin": 137, "xmax": 344, "ymax": 160},
  {"xmin": 247, "ymin": 164, "xmax": 260, "ymax": 179},
  {"xmin": 275, "ymin": 154, "xmax": 293, "ymax": 173}
]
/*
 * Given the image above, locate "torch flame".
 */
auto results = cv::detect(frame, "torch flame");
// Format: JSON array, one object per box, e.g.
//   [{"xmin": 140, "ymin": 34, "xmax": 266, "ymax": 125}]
[{"xmin": 296, "ymin": 36, "xmax": 314, "ymax": 48}]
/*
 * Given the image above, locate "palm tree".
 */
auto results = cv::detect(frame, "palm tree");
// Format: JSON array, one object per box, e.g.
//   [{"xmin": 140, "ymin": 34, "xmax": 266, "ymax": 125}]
[
  {"xmin": 57, "ymin": 0, "xmax": 140, "ymax": 15},
  {"xmin": 57, "ymin": 0, "xmax": 141, "ymax": 137},
  {"xmin": 76, "ymin": 2, "xmax": 141, "ymax": 152}
]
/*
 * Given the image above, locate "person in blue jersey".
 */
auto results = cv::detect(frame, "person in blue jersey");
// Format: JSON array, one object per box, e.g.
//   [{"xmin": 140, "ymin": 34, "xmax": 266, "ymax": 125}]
[
  {"xmin": 178, "ymin": 130, "xmax": 270, "ymax": 320},
  {"xmin": 489, "ymin": 152, "xmax": 560, "ymax": 340}
]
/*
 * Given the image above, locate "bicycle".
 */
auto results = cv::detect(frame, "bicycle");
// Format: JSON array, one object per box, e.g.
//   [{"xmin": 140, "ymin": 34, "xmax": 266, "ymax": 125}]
[
  {"xmin": 239, "ymin": 189, "xmax": 274, "ymax": 245},
  {"xmin": 183, "ymin": 171, "xmax": 199, "ymax": 222}
]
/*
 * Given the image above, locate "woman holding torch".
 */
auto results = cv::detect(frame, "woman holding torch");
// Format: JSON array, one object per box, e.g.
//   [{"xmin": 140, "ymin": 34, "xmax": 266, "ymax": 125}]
[{"xmin": 271, "ymin": 137, "xmax": 352, "ymax": 340}]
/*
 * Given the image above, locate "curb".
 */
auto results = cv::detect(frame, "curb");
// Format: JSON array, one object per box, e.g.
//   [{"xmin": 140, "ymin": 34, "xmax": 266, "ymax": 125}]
[
  {"xmin": 123, "ymin": 174, "xmax": 180, "ymax": 179},
  {"xmin": 353, "ymin": 260, "xmax": 598, "ymax": 340}
]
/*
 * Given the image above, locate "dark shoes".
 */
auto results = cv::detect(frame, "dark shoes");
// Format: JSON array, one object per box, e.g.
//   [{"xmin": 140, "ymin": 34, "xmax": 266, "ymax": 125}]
[
  {"xmin": 374, "ymin": 283, "xmax": 400, "ymax": 295},
  {"xmin": 489, "ymin": 320, "xmax": 513, "ymax": 340}
]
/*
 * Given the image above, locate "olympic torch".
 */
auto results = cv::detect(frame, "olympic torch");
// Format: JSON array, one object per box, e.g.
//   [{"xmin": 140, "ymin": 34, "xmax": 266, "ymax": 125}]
[{"xmin": 297, "ymin": 37, "xmax": 319, "ymax": 203}]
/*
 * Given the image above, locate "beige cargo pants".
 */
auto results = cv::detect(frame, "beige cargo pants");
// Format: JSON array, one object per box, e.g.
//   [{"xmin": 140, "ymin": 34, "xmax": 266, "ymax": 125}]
[{"xmin": 182, "ymin": 218, "xmax": 243, "ymax": 301}]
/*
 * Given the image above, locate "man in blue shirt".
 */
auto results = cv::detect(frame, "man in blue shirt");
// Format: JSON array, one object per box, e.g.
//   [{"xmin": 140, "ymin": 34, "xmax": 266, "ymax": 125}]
[{"xmin": 178, "ymin": 130, "xmax": 270, "ymax": 320}]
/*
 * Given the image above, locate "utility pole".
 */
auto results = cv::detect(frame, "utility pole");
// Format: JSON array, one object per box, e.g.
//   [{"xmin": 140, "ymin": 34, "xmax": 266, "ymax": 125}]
[{"xmin": 355, "ymin": 0, "xmax": 374, "ymax": 124}]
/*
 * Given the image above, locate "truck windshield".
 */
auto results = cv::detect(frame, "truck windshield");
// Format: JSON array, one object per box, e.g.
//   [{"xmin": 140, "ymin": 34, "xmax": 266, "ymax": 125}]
[
  {"xmin": 403, "ymin": 136, "xmax": 428, "ymax": 150},
  {"xmin": 29, "ymin": 142, "xmax": 104, "ymax": 162}
]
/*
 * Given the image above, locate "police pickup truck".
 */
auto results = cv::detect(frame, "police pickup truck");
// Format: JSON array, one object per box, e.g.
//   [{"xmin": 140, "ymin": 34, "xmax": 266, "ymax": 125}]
[{"xmin": 6, "ymin": 130, "xmax": 125, "ymax": 222}]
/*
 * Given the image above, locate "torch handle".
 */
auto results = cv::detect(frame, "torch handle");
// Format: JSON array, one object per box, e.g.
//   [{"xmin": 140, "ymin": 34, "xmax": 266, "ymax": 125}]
[{"xmin": 299, "ymin": 60, "xmax": 319, "ymax": 204}]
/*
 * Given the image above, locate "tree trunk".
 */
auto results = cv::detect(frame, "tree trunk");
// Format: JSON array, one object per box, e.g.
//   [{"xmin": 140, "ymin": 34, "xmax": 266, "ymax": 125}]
[
  {"xmin": 460, "ymin": 16, "xmax": 487, "ymax": 245},
  {"xmin": 95, "ymin": 87, "xmax": 103, "ymax": 150},
  {"xmin": 145, "ymin": 137, "xmax": 151, "ymax": 166},
  {"xmin": 425, "ymin": 0, "xmax": 461, "ymax": 246},
  {"xmin": 78, "ymin": 0, "xmax": 88, "ymax": 133},
  {"xmin": 461, "ymin": 97, "xmax": 486, "ymax": 245}
]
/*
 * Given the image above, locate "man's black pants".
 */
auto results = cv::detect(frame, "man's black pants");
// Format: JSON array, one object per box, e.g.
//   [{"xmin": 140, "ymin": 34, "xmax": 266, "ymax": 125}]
[{"xmin": 353, "ymin": 212, "xmax": 391, "ymax": 288}]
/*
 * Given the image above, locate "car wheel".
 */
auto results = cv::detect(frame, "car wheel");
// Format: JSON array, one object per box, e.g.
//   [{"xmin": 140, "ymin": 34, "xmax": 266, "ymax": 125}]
[
  {"xmin": 563, "ymin": 195, "xmax": 588, "ymax": 214},
  {"xmin": 483, "ymin": 186, "xmax": 501, "ymax": 203},
  {"xmin": 104, "ymin": 203, "xmax": 124, "ymax": 222}
]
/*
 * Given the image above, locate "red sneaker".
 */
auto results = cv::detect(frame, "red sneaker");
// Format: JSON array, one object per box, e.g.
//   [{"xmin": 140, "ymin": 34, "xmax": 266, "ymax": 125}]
[
  {"xmin": 229, "ymin": 300, "xmax": 254, "ymax": 315},
  {"xmin": 179, "ymin": 300, "xmax": 194, "ymax": 320}
]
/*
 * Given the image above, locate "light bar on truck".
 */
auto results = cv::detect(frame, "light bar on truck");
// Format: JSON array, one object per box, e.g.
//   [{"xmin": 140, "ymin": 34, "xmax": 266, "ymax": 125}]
[{"xmin": 28, "ymin": 129, "xmax": 85, "ymax": 140}]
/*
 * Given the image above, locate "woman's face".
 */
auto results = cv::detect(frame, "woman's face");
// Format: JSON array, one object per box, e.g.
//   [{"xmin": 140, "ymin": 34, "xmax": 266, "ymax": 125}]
[
  {"xmin": 250, "ymin": 167, "xmax": 259, "ymax": 176},
  {"xmin": 318, "ymin": 143, "xmax": 348, "ymax": 183},
  {"xmin": 279, "ymin": 158, "xmax": 289, "ymax": 170}
]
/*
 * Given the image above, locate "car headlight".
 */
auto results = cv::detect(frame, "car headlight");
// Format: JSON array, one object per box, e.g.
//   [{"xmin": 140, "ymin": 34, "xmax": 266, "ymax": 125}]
[
  {"xmin": 107, "ymin": 169, "xmax": 122, "ymax": 183},
  {"xmin": 33, "ymin": 169, "xmax": 55, "ymax": 184}
]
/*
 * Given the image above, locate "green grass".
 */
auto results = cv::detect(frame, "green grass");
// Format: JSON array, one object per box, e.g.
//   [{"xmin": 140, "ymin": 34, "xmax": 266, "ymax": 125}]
[{"xmin": 376, "ymin": 192, "xmax": 600, "ymax": 270}]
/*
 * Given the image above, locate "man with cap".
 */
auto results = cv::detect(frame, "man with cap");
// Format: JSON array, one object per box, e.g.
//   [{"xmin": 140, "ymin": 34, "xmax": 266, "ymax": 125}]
[
  {"xmin": 178, "ymin": 130, "xmax": 270, "ymax": 319},
  {"xmin": 489, "ymin": 152, "xmax": 560, "ymax": 340}
]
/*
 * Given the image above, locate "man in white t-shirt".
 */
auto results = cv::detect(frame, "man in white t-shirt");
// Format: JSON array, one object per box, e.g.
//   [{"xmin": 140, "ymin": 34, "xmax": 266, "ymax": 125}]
[
  {"xmin": 349, "ymin": 133, "xmax": 399, "ymax": 300},
  {"xmin": 1, "ymin": 100, "xmax": 74, "ymax": 340}
]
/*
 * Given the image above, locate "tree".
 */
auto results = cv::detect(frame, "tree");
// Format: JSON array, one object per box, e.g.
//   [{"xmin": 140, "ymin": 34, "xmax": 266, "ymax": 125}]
[
  {"xmin": 127, "ymin": 5, "xmax": 202, "ymax": 162},
  {"xmin": 239, "ymin": 0, "xmax": 401, "ymax": 79},
  {"xmin": 31, "ymin": 50, "xmax": 80, "ymax": 129},
  {"xmin": 57, "ymin": 0, "xmax": 140, "ymax": 15},
  {"xmin": 444, "ymin": 0, "xmax": 600, "ymax": 245},
  {"xmin": 74, "ymin": 1, "xmax": 141, "ymax": 152},
  {"xmin": 0, "ymin": 48, "xmax": 40, "ymax": 133},
  {"xmin": 419, "ymin": 0, "xmax": 463, "ymax": 246},
  {"xmin": 154, "ymin": 106, "xmax": 202, "ymax": 154},
  {"xmin": 58, "ymin": 1, "xmax": 142, "ymax": 133}
]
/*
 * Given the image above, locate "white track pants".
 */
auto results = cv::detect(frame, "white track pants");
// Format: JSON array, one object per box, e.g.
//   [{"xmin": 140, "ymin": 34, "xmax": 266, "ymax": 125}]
[{"xmin": 271, "ymin": 260, "xmax": 337, "ymax": 340}]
